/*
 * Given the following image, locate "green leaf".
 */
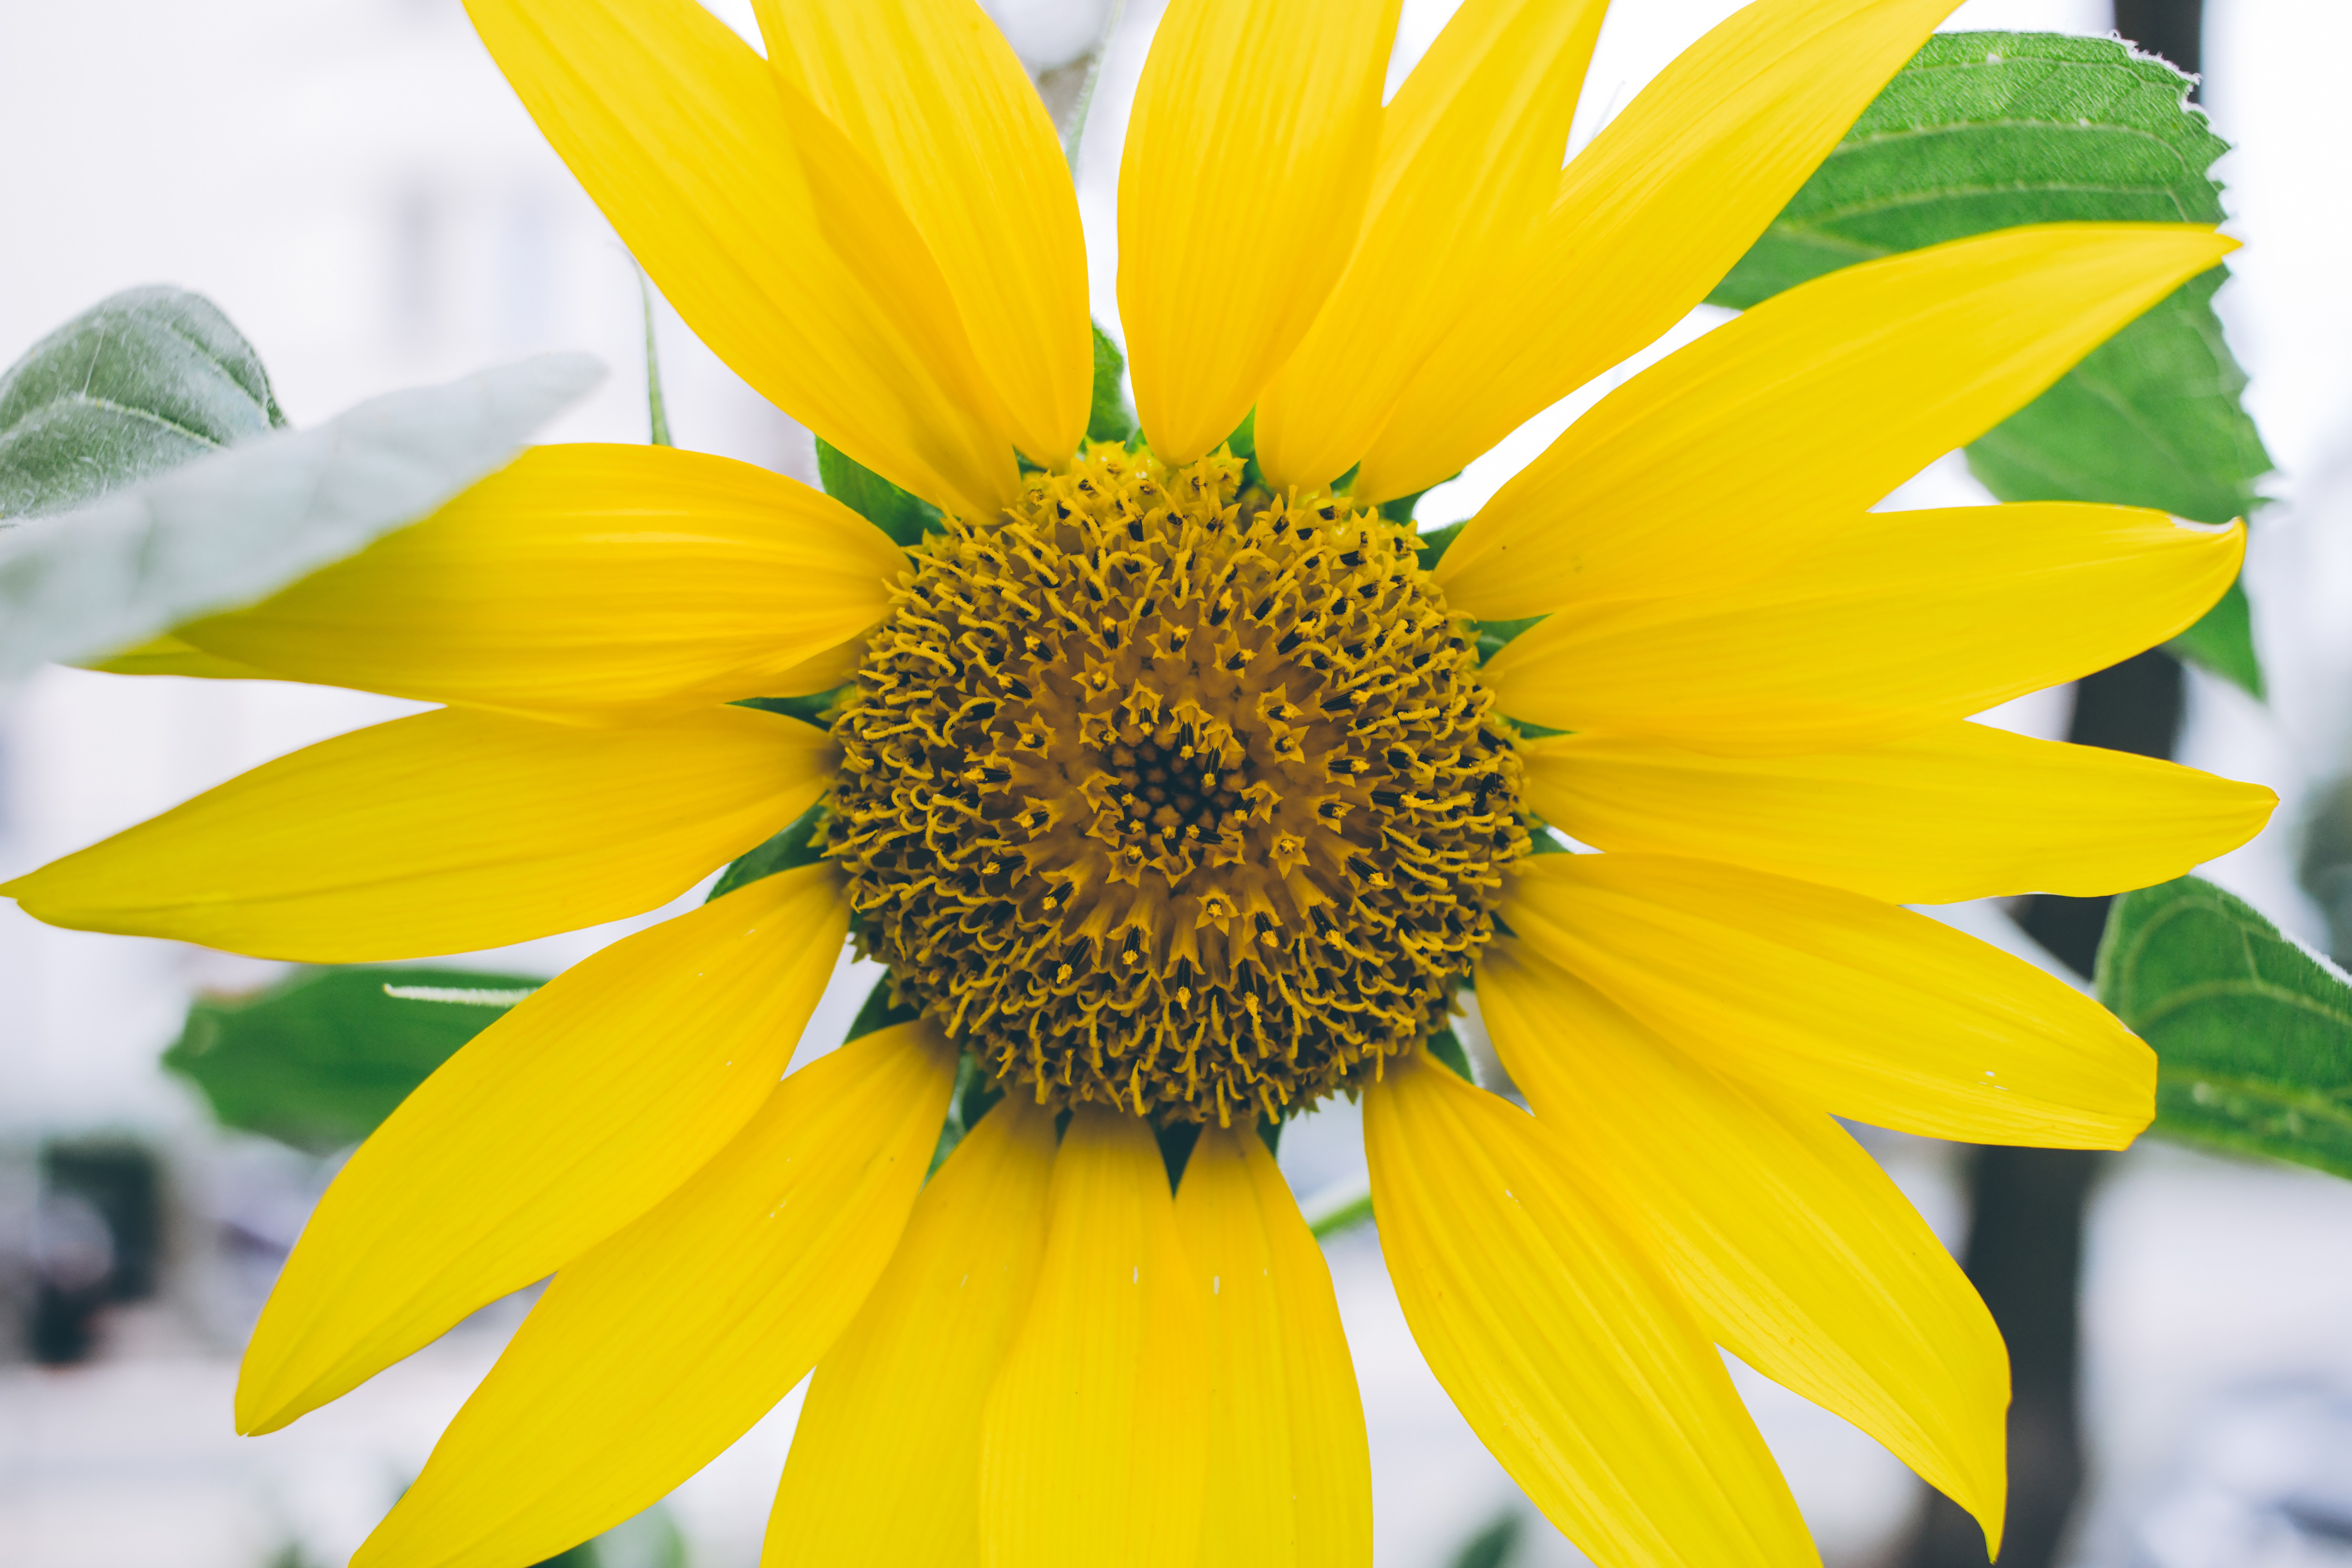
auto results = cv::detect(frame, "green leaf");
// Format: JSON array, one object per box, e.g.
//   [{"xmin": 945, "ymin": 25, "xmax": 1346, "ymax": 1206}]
[
  {"xmin": 816, "ymin": 436, "xmax": 939, "ymax": 548},
  {"xmin": 633, "ymin": 266, "xmax": 673, "ymax": 449},
  {"xmin": 1711, "ymin": 31, "xmax": 2271, "ymax": 694},
  {"xmin": 0, "ymin": 353, "xmax": 603, "ymax": 681},
  {"xmin": 734, "ymin": 688, "xmax": 847, "ymax": 730},
  {"xmin": 0, "ymin": 286, "xmax": 285, "ymax": 521},
  {"xmin": 707, "ymin": 801, "xmax": 828, "ymax": 901},
  {"xmin": 2096, "ymin": 876, "xmax": 2352, "ymax": 1180},
  {"xmin": 1088, "ymin": 322, "xmax": 1136, "ymax": 444},
  {"xmin": 164, "ymin": 965, "xmax": 546, "ymax": 1154},
  {"xmin": 2163, "ymin": 577, "xmax": 2261, "ymax": 698},
  {"xmin": 1449, "ymin": 1512, "xmax": 1526, "ymax": 1568}
]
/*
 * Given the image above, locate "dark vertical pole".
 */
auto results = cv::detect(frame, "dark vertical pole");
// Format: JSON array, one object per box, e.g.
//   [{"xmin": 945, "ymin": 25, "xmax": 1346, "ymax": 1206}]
[
  {"xmin": 1901, "ymin": 654, "xmax": 2185, "ymax": 1568},
  {"xmin": 2112, "ymin": 0, "xmax": 2204, "ymax": 84}
]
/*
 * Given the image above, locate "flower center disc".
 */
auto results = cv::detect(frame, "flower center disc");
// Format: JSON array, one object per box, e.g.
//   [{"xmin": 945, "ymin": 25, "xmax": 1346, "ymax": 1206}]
[{"xmin": 833, "ymin": 447, "xmax": 1526, "ymax": 1124}]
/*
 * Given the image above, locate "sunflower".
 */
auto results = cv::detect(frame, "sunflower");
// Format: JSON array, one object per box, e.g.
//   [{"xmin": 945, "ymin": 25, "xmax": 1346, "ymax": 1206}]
[{"xmin": 5, "ymin": 0, "xmax": 2276, "ymax": 1562}]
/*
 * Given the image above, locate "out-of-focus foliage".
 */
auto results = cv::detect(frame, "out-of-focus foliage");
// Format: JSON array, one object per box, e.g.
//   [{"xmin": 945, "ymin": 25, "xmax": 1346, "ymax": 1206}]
[
  {"xmin": 2098, "ymin": 877, "xmax": 2352, "ymax": 1179},
  {"xmin": 166, "ymin": 967, "xmax": 542, "ymax": 1155},
  {"xmin": 1714, "ymin": 31, "xmax": 2271, "ymax": 694}
]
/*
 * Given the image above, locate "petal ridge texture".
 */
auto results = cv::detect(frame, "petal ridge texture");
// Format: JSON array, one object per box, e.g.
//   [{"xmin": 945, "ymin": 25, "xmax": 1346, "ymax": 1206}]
[
  {"xmin": 1175, "ymin": 1125, "xmax": 1373, "ymax": 1568},
  {"xmin": 1502, "ymin": 854, "xmax": 2156, "ymax": 1146},
  {"xmin": 980, "ymin": 1106, "xmax": 1210, "ymax": 1568},
  {"xmin": 1365, "ymin": 1053, "xmax": 1818, "ymax": 1568},
  {"xmin": 178, "ymin": 444, "xmax": 905, "ymax": 721},
  {"xmin": 462, "ymin": 0, "xmax": 1014, "ymax": 515},
  {"xmin": 1478, "ymin": 945, "xmax": 2009, "ymax": 1547},
  {"xmin": 353, "ymin": 1022, "xmax": 956, "ymax": 1568},
  {"xmin": 1436, "ymin": 224, "xmax": 2237, "ymax": 619},
  {"xmin": 1119, "ymin": 0, "xmax": 1399, "ymax": 462},
  {"xmin": 763, "ymin": 1096, "xmax": 1058, "ymax": 1567},
  {"xmin": 3, "ymin": 706, "xmax": 833, "ymax": 961},
  {"xmin": 236, "ymin": 866, "xmax": 851, "ymax": 1433}
]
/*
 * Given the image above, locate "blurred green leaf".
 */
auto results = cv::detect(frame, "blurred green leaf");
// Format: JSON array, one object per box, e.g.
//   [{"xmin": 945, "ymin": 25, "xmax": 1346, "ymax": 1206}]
[
  {"xmin": 1089, "ymin": 321, "xmax": 1136, "ymax": 444},
  {"xmin": 634, "ymin": 267, "xmax": 672, "ymax": 449},
  {"xmin": 0, "ymin": 286, "xmax": 284, "ymax": 520},
  {"xmin": 1712, "ymin": 31, "xmax": 2271, "ymax": 694},
  {"xmin": 2097, "ymin": 876, "xmax": 2352, "ymax": 1180},
  {"xmin": 816, "ymin": 437, "xmax": 938, "ymax": 547},
  {"xmin": 1449, "ymin": 1511, "xmax": 1525, "ymax": 1568},
  {"xmin": 165, "ymin": 965, "xmax": 544, "ymax": 1154},
  {"xmin": 707, "ymin": 801, "xmax": 828, "ymax": 902}
]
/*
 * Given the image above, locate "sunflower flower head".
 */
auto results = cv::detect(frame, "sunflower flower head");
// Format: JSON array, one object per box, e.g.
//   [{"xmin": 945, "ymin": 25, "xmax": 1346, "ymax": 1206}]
[
  {"xmin": 0, "ymin": 0, "xmax": 2288, "ymax": 1566},
  {"xmin": 837, "ymin": 445, "xmax": 1524, "ymax": 1123}
]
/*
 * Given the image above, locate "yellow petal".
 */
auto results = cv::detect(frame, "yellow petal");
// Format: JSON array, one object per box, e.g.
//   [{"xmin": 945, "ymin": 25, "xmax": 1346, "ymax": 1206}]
[
  {"xmin": 177, "ymin": 444, "xmax": 903, "ymax": 722},
  {"xmin": 1502, "ymin": 853, "xmax": 2155, "ymax": 1147},
  {"xmin": 764, "ymin": 1096, "xmax": 1058, "ymax": 1568},
  {"xmin": 78, "ymin": 633, "xmax": 272, "ymax": 680},
  {"xmin": 462, "ymin": 0, "xmax": 1014, "ymax": 517},
  {"xmin": 980, "ymin": 1106, "xmax": 1208, "ymax": 1568},
  {"xmin": 1173, "ymin": 1125, "xmax": 1372, "ymax": 1568},
  {"xmin": 236, "ymin": 866, "xmax": 849, "ymax": 1434},
  {"xmin": 353, "ymin": 1022, "xmax": 957, "ymax": 1568},
  {"xmin": 754, "ymin": 0, "xmax": 1088, "ymax": 463},
  {"xmin": 1254, "ymin": 0, "xmax": 1610, "ymax": 489},
  {"xmin": 1478, "ymin": 944, "xmax": 2008, "ymax": 1548},
  {"xmin": 1483, "ymin": 504, "xmax": 2242, "ymax": 755},
  {"xmin": 1521, "ymin": 722, "xmax": 2276, "ymax": 904},
  {"xmin": 1118, "ymin": 0, "xmax": 1399, "ymax": 462},
  {"xmin": 1364, "ymin": 1053, "xmax": 1817, "ymax": 1568},
  {"xmin": 1437, "ymin": 224, "xmax": 2237, "ymax": 619},
  {"xmin": 1357, "ymin": 0, "xmax": 1965, "ymax": 504},
  {"xmin": 2, "ymin": 706, "xmax": 831, "ymax": 961}
]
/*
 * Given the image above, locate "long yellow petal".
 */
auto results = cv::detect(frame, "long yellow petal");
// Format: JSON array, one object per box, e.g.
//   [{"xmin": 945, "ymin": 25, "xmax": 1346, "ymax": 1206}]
[
  {"xmin": 1357, "ymin": 0, "xmax": 1964, "ymax": 503},
  {"xmin": 1483, "ymin": 504, "xmax": 2242, "ymax": 755},
  {"xmin": 2, "ymin": 706, "xmax": 830, "ymax": 961},
  {"xmin": 353, "ymin": 1022, "xmax": 957, "ymax": 1568},
  {"xmin": 1118, "ymin": 0, "xmax": 1399, "ymax": 462},
  {"xmin": 1173, "ymin": 1126, "xmax": 1372, "ymax": 1568},
  {"xmin": 755, "ymin": 0, "xmax": 1088, "ymax": 462},
  {"xmin": 236, "ymin": 866, "xmax": 849, "ymax": 1434},
  {"xmin": 1521, "ymin": 723, "xmax": 2275, "ymax": 904},
  {"xmin": 764, "ymin": 1097, "xmax": 1058, "ymax": 1568},
  {"xmin": 980, "ymin": 1106, "xmax": 1208, "ymax": 1568},
  {"xmin": 1437, "ymin": 224, "xmax": 2236, "ymax": 619},
  {"xmin": 1478, "ymin": 944, "xmax": 2008, "ymax": 1548},
  {"xmin": 1254, "ymin": 0, "xmax": 1609, "ymax": 489},
  {"xmin": 462, "ymin": 0, "xmax": 1014, "ymax": 517},
  {"xmin": 177, "ymin": 444, "xmax": 903, "ymax": 722},
  {"xmin": 1502, "ymin": 853, "xmax": 2155, "ymax": 1147},
  {"xmin": 1364, "ymin": 1053, "xmax": 1817, "ymax": 1568}
]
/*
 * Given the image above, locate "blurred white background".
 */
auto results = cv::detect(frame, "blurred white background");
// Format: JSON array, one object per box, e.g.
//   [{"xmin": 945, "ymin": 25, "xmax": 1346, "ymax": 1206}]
[{"xmin": 5, "ymin": 1, "xmax": 2352, "ymax": 1565}]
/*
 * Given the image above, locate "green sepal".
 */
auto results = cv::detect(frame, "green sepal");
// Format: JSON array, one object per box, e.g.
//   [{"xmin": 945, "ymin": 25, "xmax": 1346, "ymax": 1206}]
[
  {"xmin": 1415, "ymin": 518, "xmax": 1468, "ymax": 569},
  {"xmin": 706, "ymin": 802, "xmax": 828, "ymax": 902},
  {"xmin": 1710, "ymin": 31, "xmax": 2271, "ymax": 696},
  {"xmin": 1426, "ymin": 1027, "xmax": 1475, "ymax": 1083},
  {"xmin": 1474, "ymin": 615, "xmax": 1543, "ymax": 664},
  {"xmin": 734, "ymin": 688, "xmax": 848, "ymax": 730},
  {"xmin": 163, "ymin": 965, "xmax": 545, "ymax": 1154},
  {"xmin": 815, "ymin": 437, "xmax": 940, "ymax": 547},
  {"xmin": 1155, "ymin": 1119, "xmax": 1202, "ymax": 1191},
  {"xmin": 2097, "ymin": 876, "xmax": 2352, "ymax": 1181},
  {"xmin": 1, "ymin": 285, "xmax": 285, "ymax": 519},
  {"xmin": 847, "ymin": 970, "xmax": 921, "ymax": 1042},
  {"xmin": 1382, "ymin": 474, "xmax": 1457, "ymax": 526},
  {"xmin": 1088, "ymin": 322, "xmax": 1137, "ymax": 444}
]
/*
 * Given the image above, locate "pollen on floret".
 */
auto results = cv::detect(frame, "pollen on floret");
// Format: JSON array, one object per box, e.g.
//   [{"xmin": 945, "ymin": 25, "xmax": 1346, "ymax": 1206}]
[{"xmin": 830, "ymin": 444, "xmax": 1526, "ymax": 1125}]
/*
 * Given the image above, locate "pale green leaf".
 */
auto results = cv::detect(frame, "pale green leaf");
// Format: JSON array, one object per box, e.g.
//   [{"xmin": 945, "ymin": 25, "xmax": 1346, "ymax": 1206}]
[{"xmin": 0, "ymin": 286, "xmax": 284, "ymax": 520}]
